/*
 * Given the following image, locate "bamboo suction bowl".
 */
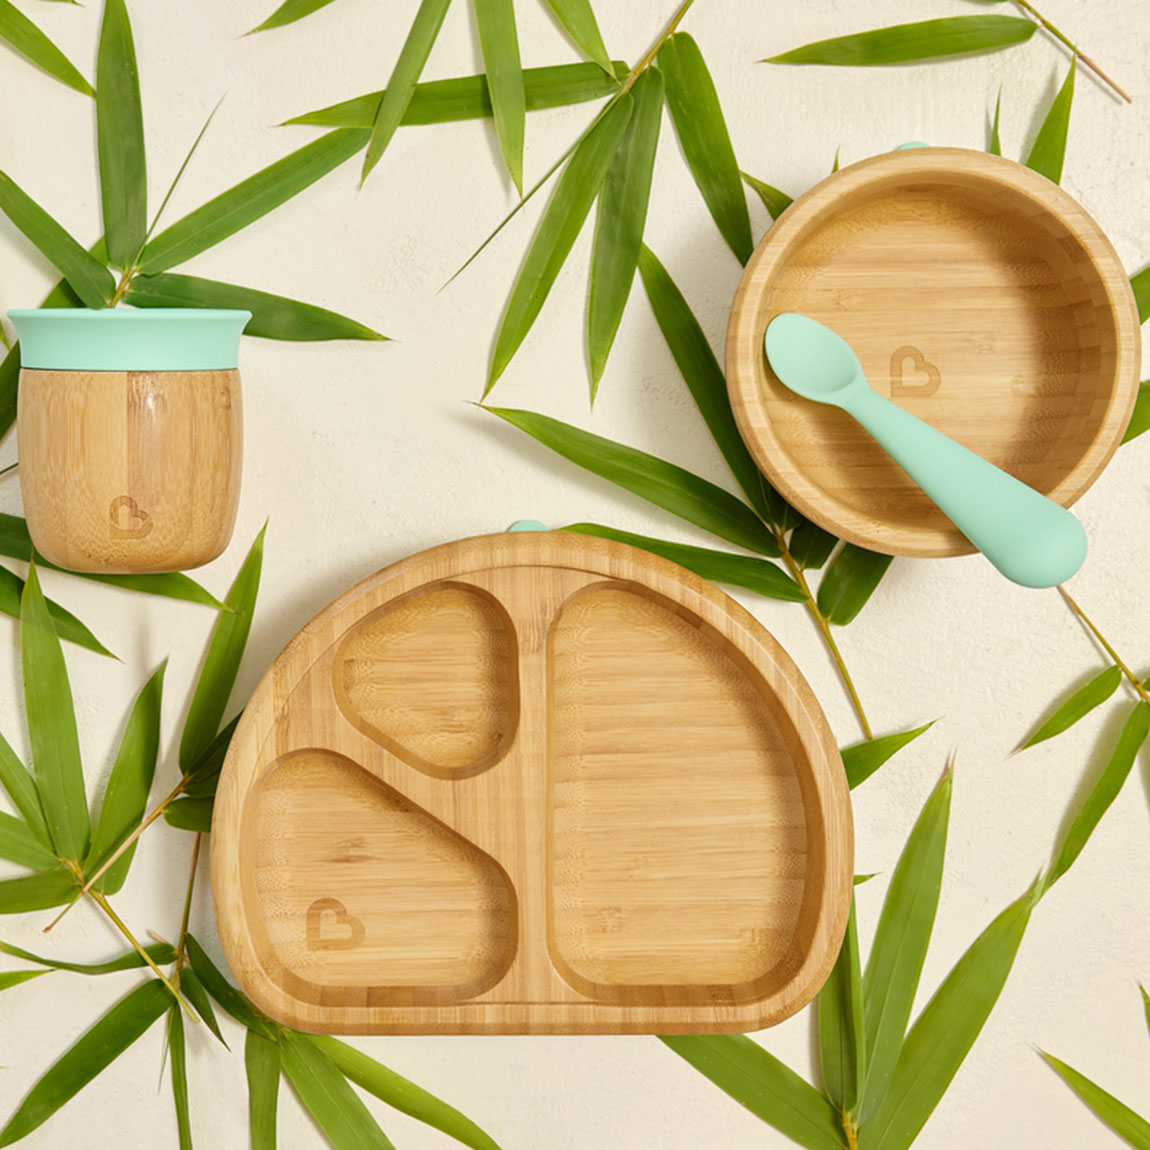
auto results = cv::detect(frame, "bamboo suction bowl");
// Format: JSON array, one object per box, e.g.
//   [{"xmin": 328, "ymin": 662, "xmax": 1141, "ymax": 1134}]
[
  {"xmin": 728, "ymin": 148, "xmax": 1141, "ymax": 557},
  {"xmin": 211, "ymin": 532, "xmax": 853, "ymax": 1035}
]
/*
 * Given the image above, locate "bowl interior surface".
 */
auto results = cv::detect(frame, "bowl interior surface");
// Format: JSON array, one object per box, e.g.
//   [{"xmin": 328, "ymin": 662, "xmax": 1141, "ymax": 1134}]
[{"xmin": 730, "ymin": 153, "xmax": 1138, "ymax": 556}]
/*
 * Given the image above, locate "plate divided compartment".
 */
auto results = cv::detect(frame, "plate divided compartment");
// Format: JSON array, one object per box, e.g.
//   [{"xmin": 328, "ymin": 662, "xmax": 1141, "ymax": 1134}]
[{"xmin": 211, "ymin": 532, "xmax": 852, "ymax": 1034}]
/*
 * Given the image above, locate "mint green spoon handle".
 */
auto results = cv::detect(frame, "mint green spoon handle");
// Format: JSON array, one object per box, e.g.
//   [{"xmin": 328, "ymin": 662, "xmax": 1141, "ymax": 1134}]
[{"xmin": 844, "ymin": 387, "xmax": 1086, "ymax": 588}]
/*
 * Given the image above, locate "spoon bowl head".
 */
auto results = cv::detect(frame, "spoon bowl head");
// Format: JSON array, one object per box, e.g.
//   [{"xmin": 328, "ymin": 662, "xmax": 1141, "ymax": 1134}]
[{"xmin": 764, "ymin": 313, "xmax": 866, "ymax": 405}]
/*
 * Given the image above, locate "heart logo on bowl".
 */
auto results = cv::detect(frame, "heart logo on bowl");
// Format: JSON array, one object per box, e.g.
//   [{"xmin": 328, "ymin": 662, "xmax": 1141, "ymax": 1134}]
[
  {"xmin": 108, "ymin": 495, "xmax": 153, "ymax": 540},
  {"xmin": 890, "ymin": 345, "xmax": 941, "ymax": 398},
  {"xmin": 306, "ymin": 897, "xmax": 366, "ymax": 951}
]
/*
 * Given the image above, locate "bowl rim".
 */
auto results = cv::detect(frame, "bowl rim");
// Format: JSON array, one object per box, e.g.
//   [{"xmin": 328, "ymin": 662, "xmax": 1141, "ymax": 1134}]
[{"xmin": 726, "ymin": 146, "xmax": 1143, "ymax": 559}]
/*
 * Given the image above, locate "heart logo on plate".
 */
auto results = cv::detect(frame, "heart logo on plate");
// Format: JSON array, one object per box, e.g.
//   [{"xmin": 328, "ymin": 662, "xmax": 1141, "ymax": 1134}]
[
  {"xmin": 889, "ymin": 345, "xmax": 941, "ymax": 398},
  {"xmin": 306, "ymin": 897, "xmax": 366, "ymax": 951},
  {"xmin": 108, "ymin": 495, "xmax": 153, "ymax": 540}
]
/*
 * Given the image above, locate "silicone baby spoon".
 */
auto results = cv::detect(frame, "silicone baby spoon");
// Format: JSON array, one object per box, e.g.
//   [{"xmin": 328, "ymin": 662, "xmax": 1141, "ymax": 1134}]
[{"xmin": 764, "ymin": 313, "xmax": 1086, "ymax": 588}]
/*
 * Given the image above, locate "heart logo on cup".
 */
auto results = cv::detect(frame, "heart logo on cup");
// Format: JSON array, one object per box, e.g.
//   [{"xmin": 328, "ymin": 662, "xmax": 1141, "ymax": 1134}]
[
  {"xmin": 306, "ymin": 897, "xmax": 366, "ymax": 951},
  {"xmin": 108, "ymin": 495, "xmax": 153, "ymax": 540},
  {"xmin": 889, "ymin": 346, "xmax": 941, "ymax": 398}
]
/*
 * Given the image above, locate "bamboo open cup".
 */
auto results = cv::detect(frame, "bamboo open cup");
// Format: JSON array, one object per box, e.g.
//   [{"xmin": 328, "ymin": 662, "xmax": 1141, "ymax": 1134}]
[
  {"xmin": 9, "ymin": 308, "xmax": 250, "ymax": 574},
  {"xmin": 727, "ymin": 148, "xmax": 1142, "ymax": 557}
]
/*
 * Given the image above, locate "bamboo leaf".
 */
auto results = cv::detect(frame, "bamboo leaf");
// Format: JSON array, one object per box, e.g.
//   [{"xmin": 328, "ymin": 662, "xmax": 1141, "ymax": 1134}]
[
  {"xmin": 659, "ymin": 33, "xmax": 753, "ymax": 264},
  {"xmin": 168, "ymin": 1005, "xmax": 192, "ymax": 1150},
  {"xmin": 1132, "ymin": 267, "xmax": 1150, "ymax": 325},
  {"xmin": 0, "ymin": 729, "xmax": 50, "ymax": 847},
  {"xmin": 842, "ymin": 723, "xmax": 934, "ymax": 791},
  {"xmin": 1018, "ymin": 665, "xmax": 1123, "ymax": 750},
  {"xmin": 281, "ymin": 1031, "xmax": 395, "ymax": 1150},
  {"xmin": 179, "ymin": 527, "xmax": 265, "ymax": 774},
  {"xmin": 859, "ymin": 768, "xmax": 952, "ymax": 1122},
  {"xmin": 0, "ymin": 978, "xmax": 171, "ymax": 1147},
  {"xmin": 0, "ymin": 810, "xmax": 58, "ymax": 870},
  {"xmin": 0, "ymin": 867, "xmax": 76, "ymax": 914},
  {"xmin": 180, "ymin": 968, "xmax": 226, "ymax": 1046},
  {"xmin": 164, "ymin": 797, "xmax": 213, "ymax": 833},
  {"xmin": 310, "ymin": 1034, "xmax": 502, "ymax": 1150},
  {"xmin": 21, "ymin": 564, "xmax": 90, "ymax": 861},
  {"xmin": 542, "ymin": 0, "xmax": 612, "ymax": 74},
  {"xmin": 1041, "ymin": 1053, "xmax": 1150, "ymax": 1149},
  {"xmin": 250, "ymin": 0, "xmax": 340, "ymax": 33},
  {"xmin": 487, "ymin": 92, "xmax": 632, "ymax": 390},
  {"xmin": 859, "ymin": 879, "xmax": 1039, "ymax": 1150},
  {"xmin": 0, "ymin": 969, "xmax": 49, "ymax": 992},
  {"xmin": 0, "ymin": 0, "xmax": 93, "ymax": 96},
  {"xmin": 286, "ymin": 60, "xmax": 626, "ymax": 128},
  {"xmin": 989, "ymin": 88, "xmax": 1002, "ymax": 155},
  {"xmin": 474, "ymin": 0, "xmax": 525, "ymax": 194},
  {"xmin": 766, "ymin": 16, "xmax": 1036, "ymax": 67},
  {"xmin": 0, "ymin": 564, "xmax": 114, "ymax": 656},
  {"xmin": 183, "ymin": 714, "xmax": 242, "ymax": 799},
  {"xmin": 361, "ymin": 0, "xmax": 453, "ymax": 184},
  {"xmin": 185, "ymin": 934, "xmax": 277, "ymax": 1039},
  {"xmin": 817, "ymin": 544, "xmax": 893, "ymax": 626},
  {"xmin": 1026, "ymin": 58, "xmax": 1076, "ymax": 185},
  {"xmin": 741, "ymin": 171, "xmax": 793, "ymax": 220},
  {"xmin": 1046, "ymin": 701, "xmax": 1150, "ymax": 890},
  {"xmin": 126, "ymin": 274, "xmax": 386, "ymax": 341},
  {"xmin": 0, "ymin": 171, "xmax": 115, "ymax": 307},
  {"xmin": 140, "ymin": 129, "xmax": 369, "ymax": 274},
  {"xmin": 485, "ymin": 406, "xmax": 780, "ymax": 556},
  {"xmin": 97, "ymin": 0, "xmax": 146, "ymax": 267},
  {"xmin": 86, "ymin": 662, "xmax": 165, "ymax": 893},
  {"xmin": 245, "ymin": 1029, "xmax": 281, "ymax": 1150},
  {"xmin": 563, "ymin": 523, "xmax": 805, "ymax": 601},
  {"xmin": 789, "ymin": 519, "xmax": 837, "ymax": 570},
  {"xmin": 818, "ymin": 896, "xmax": 866, "ymax": 1114},
  {"xmin": 1122, "ymin": 381, "xmax": 1150, "ymax": 445},
  {"xmin": 660, "ymin": 1035, "xmax": 846, "ymax": 1150},
  {"xmin": 0, "ymin": 939, "xmax": 176, "ymax": 974},
  {"xmin": 587, "ymin": 68, "xmax": 663, "ymax": 394}
]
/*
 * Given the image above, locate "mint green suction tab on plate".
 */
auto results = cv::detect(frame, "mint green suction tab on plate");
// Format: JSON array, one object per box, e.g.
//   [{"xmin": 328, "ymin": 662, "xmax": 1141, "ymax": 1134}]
[
  {"xmin": 7, "ymin": 308, "xmax": 252, "ymax": 371},
  {"xmin": 506, "ymin": 519, "xmax": 550, "ymax": 532},
  {"xmin": 764, "ymin": 313, "xmax": 1087, "ymax": 589}
]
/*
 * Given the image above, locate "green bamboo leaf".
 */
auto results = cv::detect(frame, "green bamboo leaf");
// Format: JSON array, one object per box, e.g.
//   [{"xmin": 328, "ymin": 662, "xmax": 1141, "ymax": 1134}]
[
  {"xmin": 0, "ymin": 978, "xmax": 170, "ymax": 1147},
  {"xmin": 660, "ymin": 1035, "xmax": 846, "ymax": 1150},
  {"xmin": 179, "ymin": 526, "xmax": 265, "ymax": 774},
  {"xmin": 859, "ymin": 768, "xmax": 952, "ymax": 1122},
  {"xmin": 855, "ymin": 873, "xmax": 877, "ymax": 886},
  {"xmin": 1142, "ymin": 985, "xmax": 1150, "ymax": 1040},
  {"xmin": 180, "ymin": 967, "xmax": 226, "ymax": 1046},
  {"xmin": 487, "ymin": 92, "xmax": 632, "ymax": 390},
  {"xmin": 361, "ymin": 0, "xmax": 453, "ymax": 184},
  {"xmin": 1131, "ymin": 267, "xmax": 1150, "ymax": 325},
  {"xmin": 474, "ymin": 0, "xmax": 525, "ymax": 194},
  {"xmin": 0, "ymin": 969, "xmax": 49, "ymax": 992},
  {"xmin": 765, "ymin": 16, "xmax": 1036, "ymax": 67},
  {"xmin": 0, "ymin": 810, "xmax": 57, "ymax": 870},
  {"xmin": 1046, "ymin": 701, "xmax": 1150, "ymax": 890},
  {"xmin": 818, "ymin": 897, "xmax": 866, "ymax": 1114},
  {"xmin": 587, "ymin": 68, "xmax": 663, "ymax": 394},
  {"xmin": 286, "ymin": 60, "xmax": 626, "ymax": 128},
  {"xmin": 989, "ymin": 88, "xmax": 1002, "ymax": 155},
  {"xmin": 789, "ymin": 519, "xmax": 837, "ymax": 570},
  {"xmin": 1026, "ymin": 58, "xmax": 1076, "ymax": 185},
  {"xmin": 636, "ymin": 245, "xmax": 792, "ymax": 527},
  {"xmin": 126, "ymin": 273, "xmax": 386, "ymax": 341},
  {"xmin": 0, "ymin": 729, "xmax": 51, "ymax": 847},
  {"xmin": 21, "ymin": 564, "xmax": 90, "ymax": 861},
  {"xmin": 182, "ymin": 714, "xmax": 242, "ymax": 799},
  {"xmin": 563, "ymin": 523, "xmax": 805, "ymax": 602},
  {"xmin": 310, "ymin": 1034, "xmax": 502, "ymax": 1150},
  {"xmin": 250, "ymin": 0, "xmax": 340, "ymax": 33},
  {"xmin": 741, "ymin": 171, "xmax": 793, "ymax": 220},
  {"xmin": 245, "ymin": 1029, "xmax": 281, "ymax": 1150},
  {"xmin": 86, "ymin": 661, "xmax": 165, "ymax": 893},
  {"xmin": 168, "ymin": 1005, "xmax": 192, "ymax": 1150},
  {"xmin": 485, "ymin": 406, "xmax": 780, "ymax": 556},
  {"xmin": 659, "ymin": 33, "xmax": 753, "ymax": 265},
  {"xmin": 185, "ymin": 934, "xmax": 277, "ymax": 1039},
  {"xmin": 0, "ymin": 939, "xmax": 176, "ymax": 974},
  {"xmin": 1122, "ymin": 381, "xmax": 1150, "ymax": 445},
  {"xmin": 542, "ymin": 0, "xmax": 612, "ymax": 74},
  {"xmin": 859, "ymin": 878, "xmax": 1039, "ymax": 1150},
  {"xmin": 0, "ymin": 564, "xmax": 114, "ymax": 656},
  {"xmin": 164, "ymin": 797, "xmax": 214, "ymax": 833},
  {"xmin": 1018, "ymin": 665, "xmax": 1123, "ymax": 750},
  {"xmin": 842, "ymin": 723, "xmax": 934, "ymax": 791},
  {"xmin": 281, "ymin": 1031, "xmax": 395, "ymax": 1150},
  {"xmin": 140, "ymin": 129, "xmax": 369, "ymax": 274},
  {"xmin": 96, "ymin": 0, "xmax": 146, "ymax": 267},
  {"xmin": 0, "ymin": 171, "xmax": 115, "ymax": 308},
  {"xmin": 0, "ymin": 867, "xmax": 76, "ymax": 914},
  {"xmin": 0, "ymin": 0, "xmax": 93, "ymax": 96},
  {"xmin": 1041, "ymin": 1053, "xmax": 1150, "ymax": 1148},
  {"xmin": 817, "ymin": 544, "xmax": 893, "ymax": 626}
]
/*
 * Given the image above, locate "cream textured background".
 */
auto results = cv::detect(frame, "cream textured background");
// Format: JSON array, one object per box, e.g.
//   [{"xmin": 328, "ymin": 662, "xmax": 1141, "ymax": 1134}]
[{"xmin": 1, "ymin": 1, "xmax": 1149, "ymax": 1147}]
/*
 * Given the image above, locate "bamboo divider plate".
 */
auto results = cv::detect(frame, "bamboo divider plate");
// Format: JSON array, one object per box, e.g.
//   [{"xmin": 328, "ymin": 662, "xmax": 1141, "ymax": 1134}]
[
  {"xmin": 728, "ymin": 147, "xmax": 1142, "ymax": 558},
  {"xmin": 211, "ymin": 532, "xmax": 852, "ymax": 1035}
]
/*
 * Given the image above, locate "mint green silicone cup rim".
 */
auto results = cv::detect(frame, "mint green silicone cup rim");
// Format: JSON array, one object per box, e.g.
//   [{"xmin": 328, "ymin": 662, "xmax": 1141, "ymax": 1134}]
[{"xmin": 7, "ymin": 308, "xmax": 252, "ymax": 372}]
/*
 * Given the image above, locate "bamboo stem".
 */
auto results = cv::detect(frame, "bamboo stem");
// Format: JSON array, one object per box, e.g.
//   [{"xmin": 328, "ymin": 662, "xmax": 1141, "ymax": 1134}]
[
  {"xmin": 1058, "ymin": 586, "xmax": 1150, "ymax": 706},
  {"xmin": 175, "ymin": 834, "xmax": 202, "ymax": 971}
]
